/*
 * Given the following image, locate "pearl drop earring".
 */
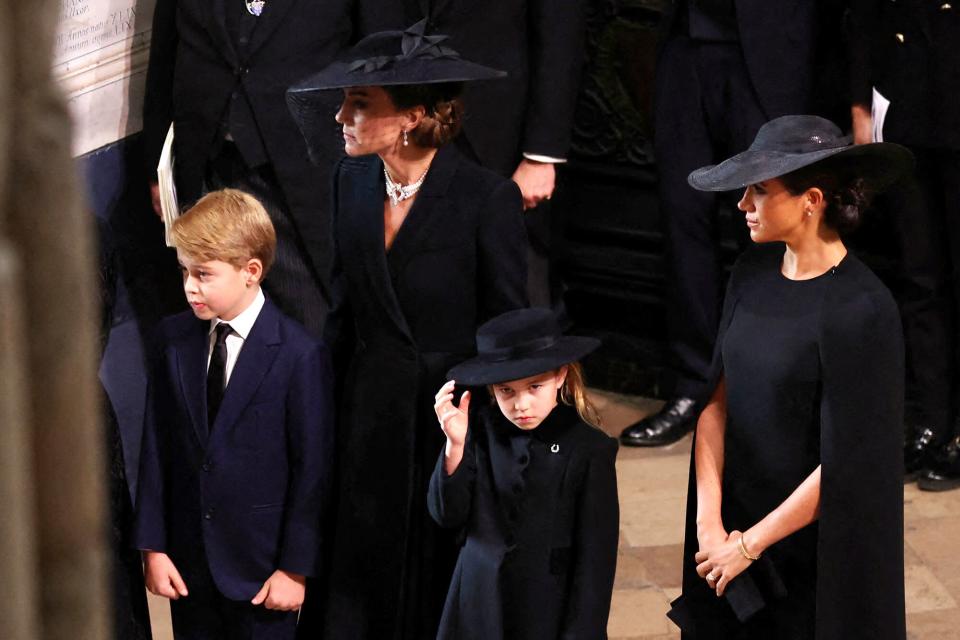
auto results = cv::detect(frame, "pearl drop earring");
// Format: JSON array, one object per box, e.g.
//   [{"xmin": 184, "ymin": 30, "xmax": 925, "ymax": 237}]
[{"xmin": 403, "ymin": 130, "xmax": 409, "ymax": 146}]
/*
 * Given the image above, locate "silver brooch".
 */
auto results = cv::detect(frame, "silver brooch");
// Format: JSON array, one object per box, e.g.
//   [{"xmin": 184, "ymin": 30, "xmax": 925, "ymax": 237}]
[
  {"xmin": 550, "ymin": 443, "xmax": 560, "ymax": 453},
  {"xmin": 245, "ymin": 0, "xmax": 266, "ymax": 17}
]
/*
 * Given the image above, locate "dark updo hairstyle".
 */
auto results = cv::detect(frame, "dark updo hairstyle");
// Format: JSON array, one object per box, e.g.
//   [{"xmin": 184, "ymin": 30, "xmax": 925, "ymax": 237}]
[
  {"xmin": 383, "ymin": 82, "xmax": 465, "ymax": 149},
  {"xmin": 778, "ymin": 157, "xmax": 874, "ymax": 235}
]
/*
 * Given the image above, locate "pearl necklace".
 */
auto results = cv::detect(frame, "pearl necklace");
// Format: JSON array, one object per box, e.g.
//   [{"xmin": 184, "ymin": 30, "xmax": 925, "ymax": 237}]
[{"xmin": 384, "ymin": 166, "xmax": 429, "ymax": 207}]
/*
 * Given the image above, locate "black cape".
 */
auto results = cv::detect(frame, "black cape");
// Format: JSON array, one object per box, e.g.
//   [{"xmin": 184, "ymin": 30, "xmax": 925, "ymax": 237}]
[{"xmin": 669, "ymin": 245, "xmax": 906, "ymax": 639}]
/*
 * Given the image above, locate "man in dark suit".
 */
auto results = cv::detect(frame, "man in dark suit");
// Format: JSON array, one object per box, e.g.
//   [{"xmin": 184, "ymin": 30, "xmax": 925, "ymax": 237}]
[
  {"xmin": 848, "ymin": 0, "xmax": 960, "ymax": 489},
  {"xmin": 621, "ymin": 0, "xmax": 837, "ymax": 446},
  {"xmin": 134, "ymin": 190, "xmax": 334, "ymax": 638},
  {"xmin": 364, "ymin": 0, "xmax": 588, "ymax": 307},
  {"xmin": 143, "ymin": 0, "xmax": 362, "ymax": 335}
]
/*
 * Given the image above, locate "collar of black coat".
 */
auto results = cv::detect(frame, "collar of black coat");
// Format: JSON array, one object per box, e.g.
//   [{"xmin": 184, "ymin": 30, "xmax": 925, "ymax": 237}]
[
  {"xmin": 363, "ymin": 143, "xmax": 461, "ymax": 198},
  {"xmin": 494, "ymin": 402, "xmax": 580, "ymax": 443}
]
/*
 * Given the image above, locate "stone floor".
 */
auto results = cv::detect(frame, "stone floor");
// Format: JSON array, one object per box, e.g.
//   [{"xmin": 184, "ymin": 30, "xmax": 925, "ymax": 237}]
[{"xmin": 147, "ymin": 390, "xmax": 960, "ymax": 639}]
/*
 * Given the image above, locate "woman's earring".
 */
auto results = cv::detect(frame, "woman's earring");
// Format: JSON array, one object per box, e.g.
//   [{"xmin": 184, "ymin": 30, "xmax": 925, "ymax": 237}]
[
  {"xmin": 403, "ymin": 130, "xmax": 409, "ymax": 147},
  {"xmin": 806, "ymin": 209, "xmax": 812, "ymax": 217}
]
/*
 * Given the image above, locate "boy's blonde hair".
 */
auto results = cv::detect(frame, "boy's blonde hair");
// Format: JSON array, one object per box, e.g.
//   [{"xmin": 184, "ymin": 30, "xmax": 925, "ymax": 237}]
[{"xmin": 171, "ymin": 189, "xmax": 276, "ymax": 276}]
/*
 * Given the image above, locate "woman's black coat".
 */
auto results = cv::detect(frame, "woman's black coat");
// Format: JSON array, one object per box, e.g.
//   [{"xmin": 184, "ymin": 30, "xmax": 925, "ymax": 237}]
[
  {"xmin": 428, "ymin": 404, "xmax": 620, "ymax": 640},
  {"xmin": 313, "ymin": 144, "xmax": 529, "ymax": 640}
]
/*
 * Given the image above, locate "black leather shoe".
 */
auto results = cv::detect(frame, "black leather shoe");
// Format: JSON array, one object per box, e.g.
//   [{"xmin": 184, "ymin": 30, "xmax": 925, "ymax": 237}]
[
  {"xmin": 904, "ymin": 426, "xmax": 937, "ymax": 483},
  {"xmin": 918, "ymin": 437, "xmax": 960, "ymax": 492},
  {"xmin": 620, "ymin": 397, "xmax": 698, "ymax": 447}
]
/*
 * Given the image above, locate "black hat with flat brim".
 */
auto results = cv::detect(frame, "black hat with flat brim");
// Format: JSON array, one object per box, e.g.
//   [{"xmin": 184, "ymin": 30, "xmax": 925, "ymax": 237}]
[
  {"xmin": 447, "ymin": 308, "xmax": 601, "ymax": 386},
  {"xmin": 687, "ymin": 115, "xmax": 914, "ymax": 193},
  {"xmin": 286, "ymin": 19, "xmax": 505, "ymax": 164}
]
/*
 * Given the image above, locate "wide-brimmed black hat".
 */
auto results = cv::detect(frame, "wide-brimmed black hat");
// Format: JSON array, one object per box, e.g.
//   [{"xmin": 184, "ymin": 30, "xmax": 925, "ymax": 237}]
[
  {"xmin": 289, "ymin": 19, "xmax": 505, "ymax": 93},
  {"xmin": 687, "ymin": 115, "xmax": 914, "ymax": 192},
  {"xmin": 447, "ymin": 308, "xmax": 601, "ymax": 386},
  {"xmin": 286, "ymin": 19, "xmax": 505, "ymax": 164}
]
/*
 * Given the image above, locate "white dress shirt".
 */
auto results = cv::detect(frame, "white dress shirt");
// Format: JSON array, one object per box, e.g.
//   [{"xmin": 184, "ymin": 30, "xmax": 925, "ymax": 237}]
[{"xmin": 207, "ymin": 288, "xmax": 265, "ymax": 385}]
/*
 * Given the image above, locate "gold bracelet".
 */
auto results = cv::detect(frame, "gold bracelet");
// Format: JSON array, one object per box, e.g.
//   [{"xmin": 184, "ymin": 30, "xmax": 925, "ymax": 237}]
[{"xmin": 738, "ymin": 533, "xmax": 760, "ymax": 561}]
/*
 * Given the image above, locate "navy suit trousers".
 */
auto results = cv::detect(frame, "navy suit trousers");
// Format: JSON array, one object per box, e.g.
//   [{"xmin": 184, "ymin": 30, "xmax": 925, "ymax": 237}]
[{"xmin": 170, "ymin": 546, "xmax": 297, "ymax": 640}]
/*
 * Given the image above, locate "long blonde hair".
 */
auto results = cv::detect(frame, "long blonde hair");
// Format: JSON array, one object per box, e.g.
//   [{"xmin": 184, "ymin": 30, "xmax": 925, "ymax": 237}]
[{"xmin": 560, "ymin": 362, "xmax": 601, "ymax": 428}]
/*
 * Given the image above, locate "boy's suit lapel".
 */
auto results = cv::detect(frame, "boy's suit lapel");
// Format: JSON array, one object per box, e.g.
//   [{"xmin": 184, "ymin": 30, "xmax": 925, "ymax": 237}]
[
  {"xmin": 210, "ymin": 298, "xmax": 283, "ymax": 437},
  {"xmin": 173, "ymin": 319, "xmax": 212, "ymax": 448},
  {"xmin": 385, "ymin": 144, "xmax": 460, "ymax": 277}
]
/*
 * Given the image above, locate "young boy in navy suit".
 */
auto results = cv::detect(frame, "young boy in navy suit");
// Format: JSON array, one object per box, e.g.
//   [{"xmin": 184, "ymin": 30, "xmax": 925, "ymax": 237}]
[{"xmin": 134, "ymin": 189, "xmax": 333, "ymax": 638}]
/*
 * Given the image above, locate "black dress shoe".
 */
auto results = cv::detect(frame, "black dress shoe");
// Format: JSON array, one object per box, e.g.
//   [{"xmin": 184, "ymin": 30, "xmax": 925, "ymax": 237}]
[
  {"xmin": 904, "ymin": 426, "xmax": 937, "ymax": 483},
  {"xmin": 918, "ymin": 437, "xmax": 960, "ymax": 492},
  {"xmin": 620, "ymin": 397, "xmax": 698, "ymax": 447}
]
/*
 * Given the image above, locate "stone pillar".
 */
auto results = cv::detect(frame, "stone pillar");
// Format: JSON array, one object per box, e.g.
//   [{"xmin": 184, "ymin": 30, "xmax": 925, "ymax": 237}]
[
  {"xmin": 0, "ymin": 0, "xmax": 109, "ymax": 637},
  {"xmin": 0, "ymin": 244, "xmax": 40, "ymax": 640}
]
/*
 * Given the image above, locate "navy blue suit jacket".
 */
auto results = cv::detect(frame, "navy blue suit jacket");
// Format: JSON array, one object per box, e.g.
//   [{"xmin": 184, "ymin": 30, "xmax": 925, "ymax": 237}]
[{"xmin": 133, "ymin": 297, "xmax": 334, "ymax": 600}]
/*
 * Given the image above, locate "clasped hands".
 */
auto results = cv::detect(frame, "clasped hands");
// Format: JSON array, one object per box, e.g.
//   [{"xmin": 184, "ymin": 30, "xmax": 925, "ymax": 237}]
[
  {"xmin": 143, "ymin": 551, "xmax": 305, "ymax": 611},
  {"xmin": 695, "ymin": 526, "xmax": 754, "ymax": 597}
]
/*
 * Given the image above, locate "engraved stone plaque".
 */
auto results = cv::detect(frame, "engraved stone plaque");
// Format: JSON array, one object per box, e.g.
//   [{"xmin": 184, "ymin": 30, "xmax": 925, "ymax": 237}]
[{"xmin": 53, "ymin": 0, "xmax": 155, "ymax": 156}]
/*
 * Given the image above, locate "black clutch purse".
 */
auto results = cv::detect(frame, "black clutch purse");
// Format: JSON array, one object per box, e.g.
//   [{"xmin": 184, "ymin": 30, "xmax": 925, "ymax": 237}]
[{"xmin": 667, "ymin": 554, "xmax": 788, "ymax": 634}]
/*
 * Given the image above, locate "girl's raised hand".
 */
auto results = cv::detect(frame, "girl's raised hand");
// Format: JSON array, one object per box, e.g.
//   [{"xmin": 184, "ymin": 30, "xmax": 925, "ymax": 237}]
[{"xmin": 434, "ymin": 380, "xmax": 470, "ymax": 447}]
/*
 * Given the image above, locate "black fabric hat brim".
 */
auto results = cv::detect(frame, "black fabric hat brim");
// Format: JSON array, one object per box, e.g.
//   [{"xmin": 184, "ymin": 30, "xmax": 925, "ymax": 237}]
[
  {"xmin": 288, "ymin": 59, "xmax": 506, "ymax": 93},
  {"xmin": 446, "ymin": 336, "xmax": 600, "ymax": 386},
  {"xmin": 688, "ymin": 142, "xmax": 914, "ymax": 193}
]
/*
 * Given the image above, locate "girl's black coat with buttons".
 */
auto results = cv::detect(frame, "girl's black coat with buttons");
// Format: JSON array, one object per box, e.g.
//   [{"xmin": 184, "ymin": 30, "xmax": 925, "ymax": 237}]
[{"xmin": 428, "ymin": 403, "xmax": 620, "ymax": 640}]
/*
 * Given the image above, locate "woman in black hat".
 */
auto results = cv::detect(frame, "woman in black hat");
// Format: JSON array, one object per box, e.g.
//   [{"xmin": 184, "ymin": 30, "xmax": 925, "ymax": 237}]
[
  {"xmin": 287, "ymin": 21, "xmax": 529, "ymax": 640},
  {"xmin": 667, "ymin": 115, "xmax": 911, "ymax": 639},
  {"xmin": 428, "ymin": 308, "xmax": 619, "ymax": 639}
]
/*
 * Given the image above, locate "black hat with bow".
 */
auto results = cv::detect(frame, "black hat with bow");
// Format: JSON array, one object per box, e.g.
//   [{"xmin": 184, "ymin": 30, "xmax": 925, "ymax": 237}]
[
  {"xmin": 289, "ymin": 19, "xmax": 505, "ymax": 92},
  {"xmin": 287, "ymin": 20, "xmax": 505, "ymax": 163}
]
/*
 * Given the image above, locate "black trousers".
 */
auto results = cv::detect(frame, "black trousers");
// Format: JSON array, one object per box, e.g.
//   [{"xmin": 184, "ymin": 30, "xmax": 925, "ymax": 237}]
[
  {"xmin": 653, "ymin": 36, "xmax": 767, "ymax": 401},
  {"xmin": 169, "ymin": 552, "xmax": 298, "ymax": 640},
  {"xmin": 884, "ymin": 147, "xmax": 960, "ymax": 439},
  {"xmin": 205, "ymin": 141, "xmax": 327, "ymax": 336}
]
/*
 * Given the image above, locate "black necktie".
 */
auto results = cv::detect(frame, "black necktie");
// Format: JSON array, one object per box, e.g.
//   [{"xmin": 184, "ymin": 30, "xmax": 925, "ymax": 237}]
[{"xmin": 207, "ymin": 323, "xmax": 233, "ymax": 430}]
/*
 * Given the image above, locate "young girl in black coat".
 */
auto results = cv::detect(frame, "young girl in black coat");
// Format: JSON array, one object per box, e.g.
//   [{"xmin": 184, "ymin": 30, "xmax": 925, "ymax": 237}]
[{"xmin": 428, "ymin": 308, "xmax": 620, "ymax": 640}]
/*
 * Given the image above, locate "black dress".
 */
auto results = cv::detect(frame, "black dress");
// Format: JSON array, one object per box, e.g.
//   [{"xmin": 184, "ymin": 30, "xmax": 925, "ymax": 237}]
[
  {"xmin": 303, "ymin": 145, "xmax": 529, "ymax": 640},
  {"xmin": 670, "ymin": 245, "xmax": 906, "ymax": 639},
  {"xmin": 428, "ymin": 404, "xmax": 620, "ymax": 639}
]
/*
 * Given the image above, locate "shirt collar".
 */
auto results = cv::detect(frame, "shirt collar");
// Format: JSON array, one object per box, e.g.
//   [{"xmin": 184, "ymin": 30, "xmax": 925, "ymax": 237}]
[{"xmin": 209, "ymin": 288, "xmax": 265, "ymax": 340}]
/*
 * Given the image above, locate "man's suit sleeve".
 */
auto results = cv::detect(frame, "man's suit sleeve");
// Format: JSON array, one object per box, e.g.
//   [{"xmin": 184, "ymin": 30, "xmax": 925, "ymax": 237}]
[
  {"xmin": 132, "ymin": 351, "xmax": 169, "ymax": 552},
  {"xmin": 522, "ymin": 0, "xmax": 589, "ymax": 159},
  {"xmin": 142, "ymin": 0, "xmax": 179, "ymax": 177},
  {"xmin": 845, "ymin": 0, "xmax": 875, "ymax": 108},
  {"xmin": 477, "ymin": 178, "xmax": 529, "ymax": 318},
  {"xmin": 277, "ymin": 340, "xmax": 336, "ymax": 577}
]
